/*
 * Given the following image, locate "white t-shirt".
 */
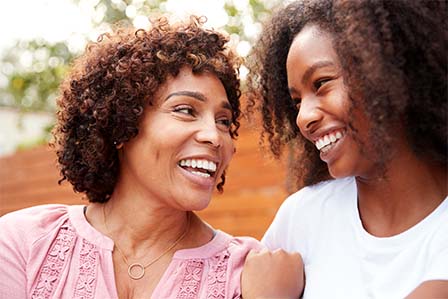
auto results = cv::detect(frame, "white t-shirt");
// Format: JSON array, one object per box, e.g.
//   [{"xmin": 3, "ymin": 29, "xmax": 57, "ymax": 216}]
[{"xmin": 262, "ymin": 177, "xmax": 448, "ymax": 299}]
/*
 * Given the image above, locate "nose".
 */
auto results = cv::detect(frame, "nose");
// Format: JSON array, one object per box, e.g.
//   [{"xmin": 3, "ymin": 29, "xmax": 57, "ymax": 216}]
[
  {"xmin": 195, "ymin": 117, "xmax": 221, "ymax": 148},
  {"xmin": 296, "ymin": 96, "xmax": 323, "ymax": 134}
]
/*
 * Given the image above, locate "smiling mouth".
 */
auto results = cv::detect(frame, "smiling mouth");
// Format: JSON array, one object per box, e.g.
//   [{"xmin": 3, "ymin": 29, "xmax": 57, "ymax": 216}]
[
  {"xmin": 178, "ymin": 159, "xmax": 217, "ymax": 178},
  {"xmin": 315, "ymin": 130, "xmax": 345, "ymax": 153}
]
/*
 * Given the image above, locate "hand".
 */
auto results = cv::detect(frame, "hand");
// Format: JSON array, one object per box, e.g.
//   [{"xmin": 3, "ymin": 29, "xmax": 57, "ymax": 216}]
[{"xmin": 241, "ymin": 248, "xmax": 304, "ymax": 299}]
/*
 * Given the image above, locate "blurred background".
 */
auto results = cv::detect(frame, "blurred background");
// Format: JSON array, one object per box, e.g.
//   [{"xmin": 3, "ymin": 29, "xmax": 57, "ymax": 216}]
[{"xmin": 0, "ymin": 0, "xmax": 290, "ymax": 239}]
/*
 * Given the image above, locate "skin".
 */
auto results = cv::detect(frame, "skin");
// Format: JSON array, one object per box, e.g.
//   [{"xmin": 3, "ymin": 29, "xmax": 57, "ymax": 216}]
[
  {"xmin": 85, "ymin": 67, "xmax": 235, "ymax": 298},
  {"xmin": 242, "ymin": 249, "xmax": 304, "ymax": 299},
  {"xmin": 243, "ymin": 24, "xmax": 447, "ymax": 298}
]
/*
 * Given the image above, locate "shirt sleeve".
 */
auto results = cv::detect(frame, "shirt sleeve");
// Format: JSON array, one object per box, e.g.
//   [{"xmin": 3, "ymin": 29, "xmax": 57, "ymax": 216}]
[
  {"xmin": 261, "ymin": 186, "xmax": 318, "ymax": 258},
  {"xmin": 0, "ymin": 212, "xmax": 29, "ymax": 298},
  {"xmin": 261, "ymin": 194, "xmax": 297, "ymax": 251},
  {"xmin": 0, "ymin": 204, "xmax": 69, "ymax": 298}
]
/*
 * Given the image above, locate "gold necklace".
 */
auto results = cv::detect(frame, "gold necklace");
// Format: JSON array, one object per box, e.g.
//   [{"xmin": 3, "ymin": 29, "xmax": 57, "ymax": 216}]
[{"xmin": 103, "ymin": 205, "xmax": 190, "ymax": 280}]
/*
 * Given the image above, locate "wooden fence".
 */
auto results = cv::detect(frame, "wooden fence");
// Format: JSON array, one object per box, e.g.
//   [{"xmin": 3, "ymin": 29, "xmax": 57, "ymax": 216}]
[{"xmin": 0, "ymin": 121, "xmax": 288, "ymax": 239}]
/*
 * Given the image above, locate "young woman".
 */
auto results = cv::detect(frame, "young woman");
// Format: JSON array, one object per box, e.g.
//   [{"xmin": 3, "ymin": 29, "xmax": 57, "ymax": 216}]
[
  {"xmin": 243, "ymin": 1, "xmax": 447, "ymax": 298},
  {"xmin": 0, "ymin": 17, "xmax": 262, "ymax": 298}
]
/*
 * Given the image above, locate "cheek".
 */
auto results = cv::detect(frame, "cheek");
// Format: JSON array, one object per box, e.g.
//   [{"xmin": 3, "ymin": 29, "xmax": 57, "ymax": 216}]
[
  {"xmin": 222, "ymin": 137, "xmax": 235, "ymax": 165},
  {"xmin": 332, "ymin": 89, "xmax": 351, "ymax": 119},
  {"xmin": 296, "ymin": 112, "xmax": 306, "ymax": 136}
]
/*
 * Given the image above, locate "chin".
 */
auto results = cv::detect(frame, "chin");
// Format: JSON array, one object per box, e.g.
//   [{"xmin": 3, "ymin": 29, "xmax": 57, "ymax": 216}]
[
  {"xmin": 328, "ymin": 166, "xmax": 354, "ymax": 179},
  {"xmin": 184, "ymin": 195, "xmax": 213, "ymax": 211},
  {"xmin": 326, "ymin": 154, "xmax": 361, "ymax": 179},
  {"xmin": 188, "ymin": 203, "xmax": 211, "ymax": 212}
]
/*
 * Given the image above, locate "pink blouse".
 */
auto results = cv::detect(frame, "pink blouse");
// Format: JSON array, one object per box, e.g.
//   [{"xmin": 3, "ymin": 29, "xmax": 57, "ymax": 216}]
[{"xmin": 0, "ymin": 204, "xmax": 262, "ymax": 298}]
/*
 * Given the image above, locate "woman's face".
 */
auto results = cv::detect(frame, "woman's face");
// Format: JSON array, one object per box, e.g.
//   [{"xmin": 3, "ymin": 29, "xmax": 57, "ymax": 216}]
[
  {"xmin": 118, "ymin": 67, "xmax": 235, "ymax": 210},
  {"xmin": 286, "ymin": 24, "xmax": 373, "ymax": 179}
]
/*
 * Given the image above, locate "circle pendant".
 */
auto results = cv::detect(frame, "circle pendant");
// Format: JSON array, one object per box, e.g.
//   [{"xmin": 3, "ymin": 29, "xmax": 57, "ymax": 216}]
[{"xmin": 128, "ymin": 263, "xmax": 145, "ymax": 280}]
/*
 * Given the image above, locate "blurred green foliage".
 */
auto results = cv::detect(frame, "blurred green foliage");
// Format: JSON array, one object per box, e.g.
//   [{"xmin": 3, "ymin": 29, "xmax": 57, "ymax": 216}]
[
  {"xmin": 1, "ymin": 40, "xmax": 74, "ymax": 112},
  {"xmin": 0, "ymin": 0, "xmax": 280, "ymax": 114}
]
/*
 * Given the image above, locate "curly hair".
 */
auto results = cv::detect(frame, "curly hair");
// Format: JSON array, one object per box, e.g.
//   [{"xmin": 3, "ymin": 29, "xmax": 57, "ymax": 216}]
[
  {"xmin": 247, "ymin": 0, "xmax": 447, "ymax": 189},
  {"xmin": 52, "ymin": 16, "xmax": 242, "ymax": 202}
]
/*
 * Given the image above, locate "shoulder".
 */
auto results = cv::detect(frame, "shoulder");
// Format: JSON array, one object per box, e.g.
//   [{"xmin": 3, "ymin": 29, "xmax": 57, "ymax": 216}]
[
  {"xmin": 261, "ymin": 177, "xmax": 356, "ymax": 251},
  {"xmin": 200, "ymin": 231, "xmax": 263, "ymax": 266},
  {"xmin": 158, "ymin": 231, "xmax": 263, "ymax": 298},
  {"xmin": 290, "ymin": 177, "xmax": 355, "ymax": 204},
  {"xmin": 207, "ymin": 231, "xmax": 263, "ymax": 258},
  {"xmin": 211, "ymin": 232, "xmax": 264, "ymax": 295},
  {"xmin": 278, "ymin": 177, "xmax": 356, "ymax": 218},
  {"xmin": 0, "ymin": 204, "xmax": 72, "ymax": 245},
  {"xmin": 227, "ymin": 234, "xmax": 264, "ymax": 254}
]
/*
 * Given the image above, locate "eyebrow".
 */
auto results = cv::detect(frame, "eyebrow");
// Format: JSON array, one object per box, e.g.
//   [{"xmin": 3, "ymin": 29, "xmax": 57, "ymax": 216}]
[
  {"xmin": 164, "ymin": 90, "xmax": 232, "ymax": 111},
  {"xmin": 301, "ymin": 61, "xmax": 335, "ymax": 85}
]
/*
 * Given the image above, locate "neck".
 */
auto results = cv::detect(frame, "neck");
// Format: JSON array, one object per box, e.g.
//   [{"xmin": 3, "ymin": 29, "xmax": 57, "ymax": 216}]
[
  {"xmin": 106, "ymin": 196, "xmax": 189, "ymax": 251},
  {"xmin": 86, "ymin": 189, "xmax": 191, "ymax": 262},
  {"xmin": 85, "ymin": 172, "xmax": 215, "ymax": 260},
  {"xmin": 356, "ymin": 149, "xmax": 447, "ymax": 237}
]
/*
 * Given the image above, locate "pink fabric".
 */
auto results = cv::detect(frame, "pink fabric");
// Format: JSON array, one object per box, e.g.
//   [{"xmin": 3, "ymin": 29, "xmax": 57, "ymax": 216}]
[{"xmin": 0, "ymin": 204, "xmax": 262, "ymax": 298}]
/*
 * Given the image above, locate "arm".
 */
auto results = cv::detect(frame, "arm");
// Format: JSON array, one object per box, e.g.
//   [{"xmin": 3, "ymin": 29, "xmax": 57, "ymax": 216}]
[
  {"xmin": 0, "ymin": 214, "xmax": 28, "ymax": 298},
  {"xmin": 406, "ymin": 280, "xmax": 448, "ymax": 299},
  {"xmin": 241, "ymin": 248, "xmax": 304, "ymax": 299}
]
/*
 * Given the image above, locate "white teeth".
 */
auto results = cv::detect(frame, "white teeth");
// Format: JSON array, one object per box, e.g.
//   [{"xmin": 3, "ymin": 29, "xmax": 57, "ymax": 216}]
[
  {"xmin": 318, "ymin": 139, "xmax": 324, "ymax": 149},
  {"xmin": 191, "ymin": 171, "xmax": 211, "ymax": 178},
  {"xmin": 315, "ymin": 131, "xmax": 344, "ymax": 151},
  {"xmin": 178, "ymin": 158, "xmax": 217, "ymax": 173},
  {"xmin": 321, "ymin": 145, "xmax": 331, "ymax": 153}
]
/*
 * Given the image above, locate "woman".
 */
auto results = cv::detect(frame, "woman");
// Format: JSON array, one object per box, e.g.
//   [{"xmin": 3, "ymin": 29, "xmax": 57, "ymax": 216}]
[
  {"xmin": 243, "ymin": 0, "xmax": 447, "ymax": 298},
  {"xmin": 0, "ymin": 16, "xmax": 261, "ymax": 298}
]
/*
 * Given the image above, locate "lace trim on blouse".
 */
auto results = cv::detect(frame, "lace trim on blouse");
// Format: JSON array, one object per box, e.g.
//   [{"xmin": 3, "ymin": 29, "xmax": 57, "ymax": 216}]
[
  {"xmin": 31, "ymin": 220, "xmax": 99, "ymax": 299},
  {"xmin": 73, "ymin": 239, "xmax": 98, "ymax": 298},
  {"xmin": 174, "ymin": 250, "xmax": 231, "ymax": 299},
  {"xmin": 30, "ymin": 218, "xmax": 238, "ymax": 298},
  {"xmin": 31, "ymin": 222, "xmax": 77, "ymax": 298}
]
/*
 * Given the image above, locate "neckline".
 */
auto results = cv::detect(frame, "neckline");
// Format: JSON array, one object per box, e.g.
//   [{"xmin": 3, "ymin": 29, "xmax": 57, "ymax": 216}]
[
  {"xmin": 151, "ymin": 230, "xmax": 232, "ymax": 297},
  {"xmin": 69, "ymin": 205, "xmax": 229, "ymax": 298},
  {"xmin": 351, "ymin": 185, "xmax": 448, "ymax": 247},
  {"xmin": 69, "ymin": 205, "xmax": 229, "ymax": 254},
  {"xmin": 69, "ymin": 205, "xmax": 114, "ymax": 250}
]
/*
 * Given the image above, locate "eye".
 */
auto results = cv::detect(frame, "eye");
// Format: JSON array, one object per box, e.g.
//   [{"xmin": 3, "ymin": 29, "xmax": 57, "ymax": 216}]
[
  {"xmin": 291, "ymin": 96, "xmax": 302, "ymax": 111},
  {"xmin": 173, "ymin": 105, "xmax": 195, "ymax": 116},
  {"xmin": 314, "ymin": 78, "xmax": 331, "ymax": 91},
  {"xmin": 217, "ymin": 118, "xmax": 232, "ymax": 129}
]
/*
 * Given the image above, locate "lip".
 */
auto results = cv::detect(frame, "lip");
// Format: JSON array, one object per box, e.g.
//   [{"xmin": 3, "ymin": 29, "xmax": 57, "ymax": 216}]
[
  {"xmin": 177, "ymin": 154, "xmax": 222, "ymax": 189},
  {"xmin": 177, "ymin": 164, "xmax": 217, "ymax": 189},
  {"xmin": 309, "ymin": 126, "xmax": 346, "ymax": 143},
  {"xmin": 319, "ymin": 132, "xmax": 346, "ymax": 163},
  {"xmin": 178, "ymin": 154, "xmax": 220, "ymax": 166}
]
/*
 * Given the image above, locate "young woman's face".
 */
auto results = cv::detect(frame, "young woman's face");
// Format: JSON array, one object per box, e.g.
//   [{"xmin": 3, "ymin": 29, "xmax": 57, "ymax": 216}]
[
  {"xmin": 119, "ymin": 67, "xmax": 235, "ymax": 210},
  {"xmin": 286, "ymin": 24, "xmax": 373, "ymax": 179}
]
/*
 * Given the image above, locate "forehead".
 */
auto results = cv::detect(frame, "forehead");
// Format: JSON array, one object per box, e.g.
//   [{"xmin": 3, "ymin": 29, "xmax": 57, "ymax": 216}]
[
  {"xmin": 154, "ymin": 68, "xmax": 229, "ymax": 105},
  {"xmin": 287, "ymin": 24, "xmax": 337, "ymax": 68}
]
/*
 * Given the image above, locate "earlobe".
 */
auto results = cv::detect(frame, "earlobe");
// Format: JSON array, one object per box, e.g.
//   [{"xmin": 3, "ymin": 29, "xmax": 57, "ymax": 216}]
[{"xmin": 114, "ymin": 141, "xmax": 124, "ymax": 150}]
